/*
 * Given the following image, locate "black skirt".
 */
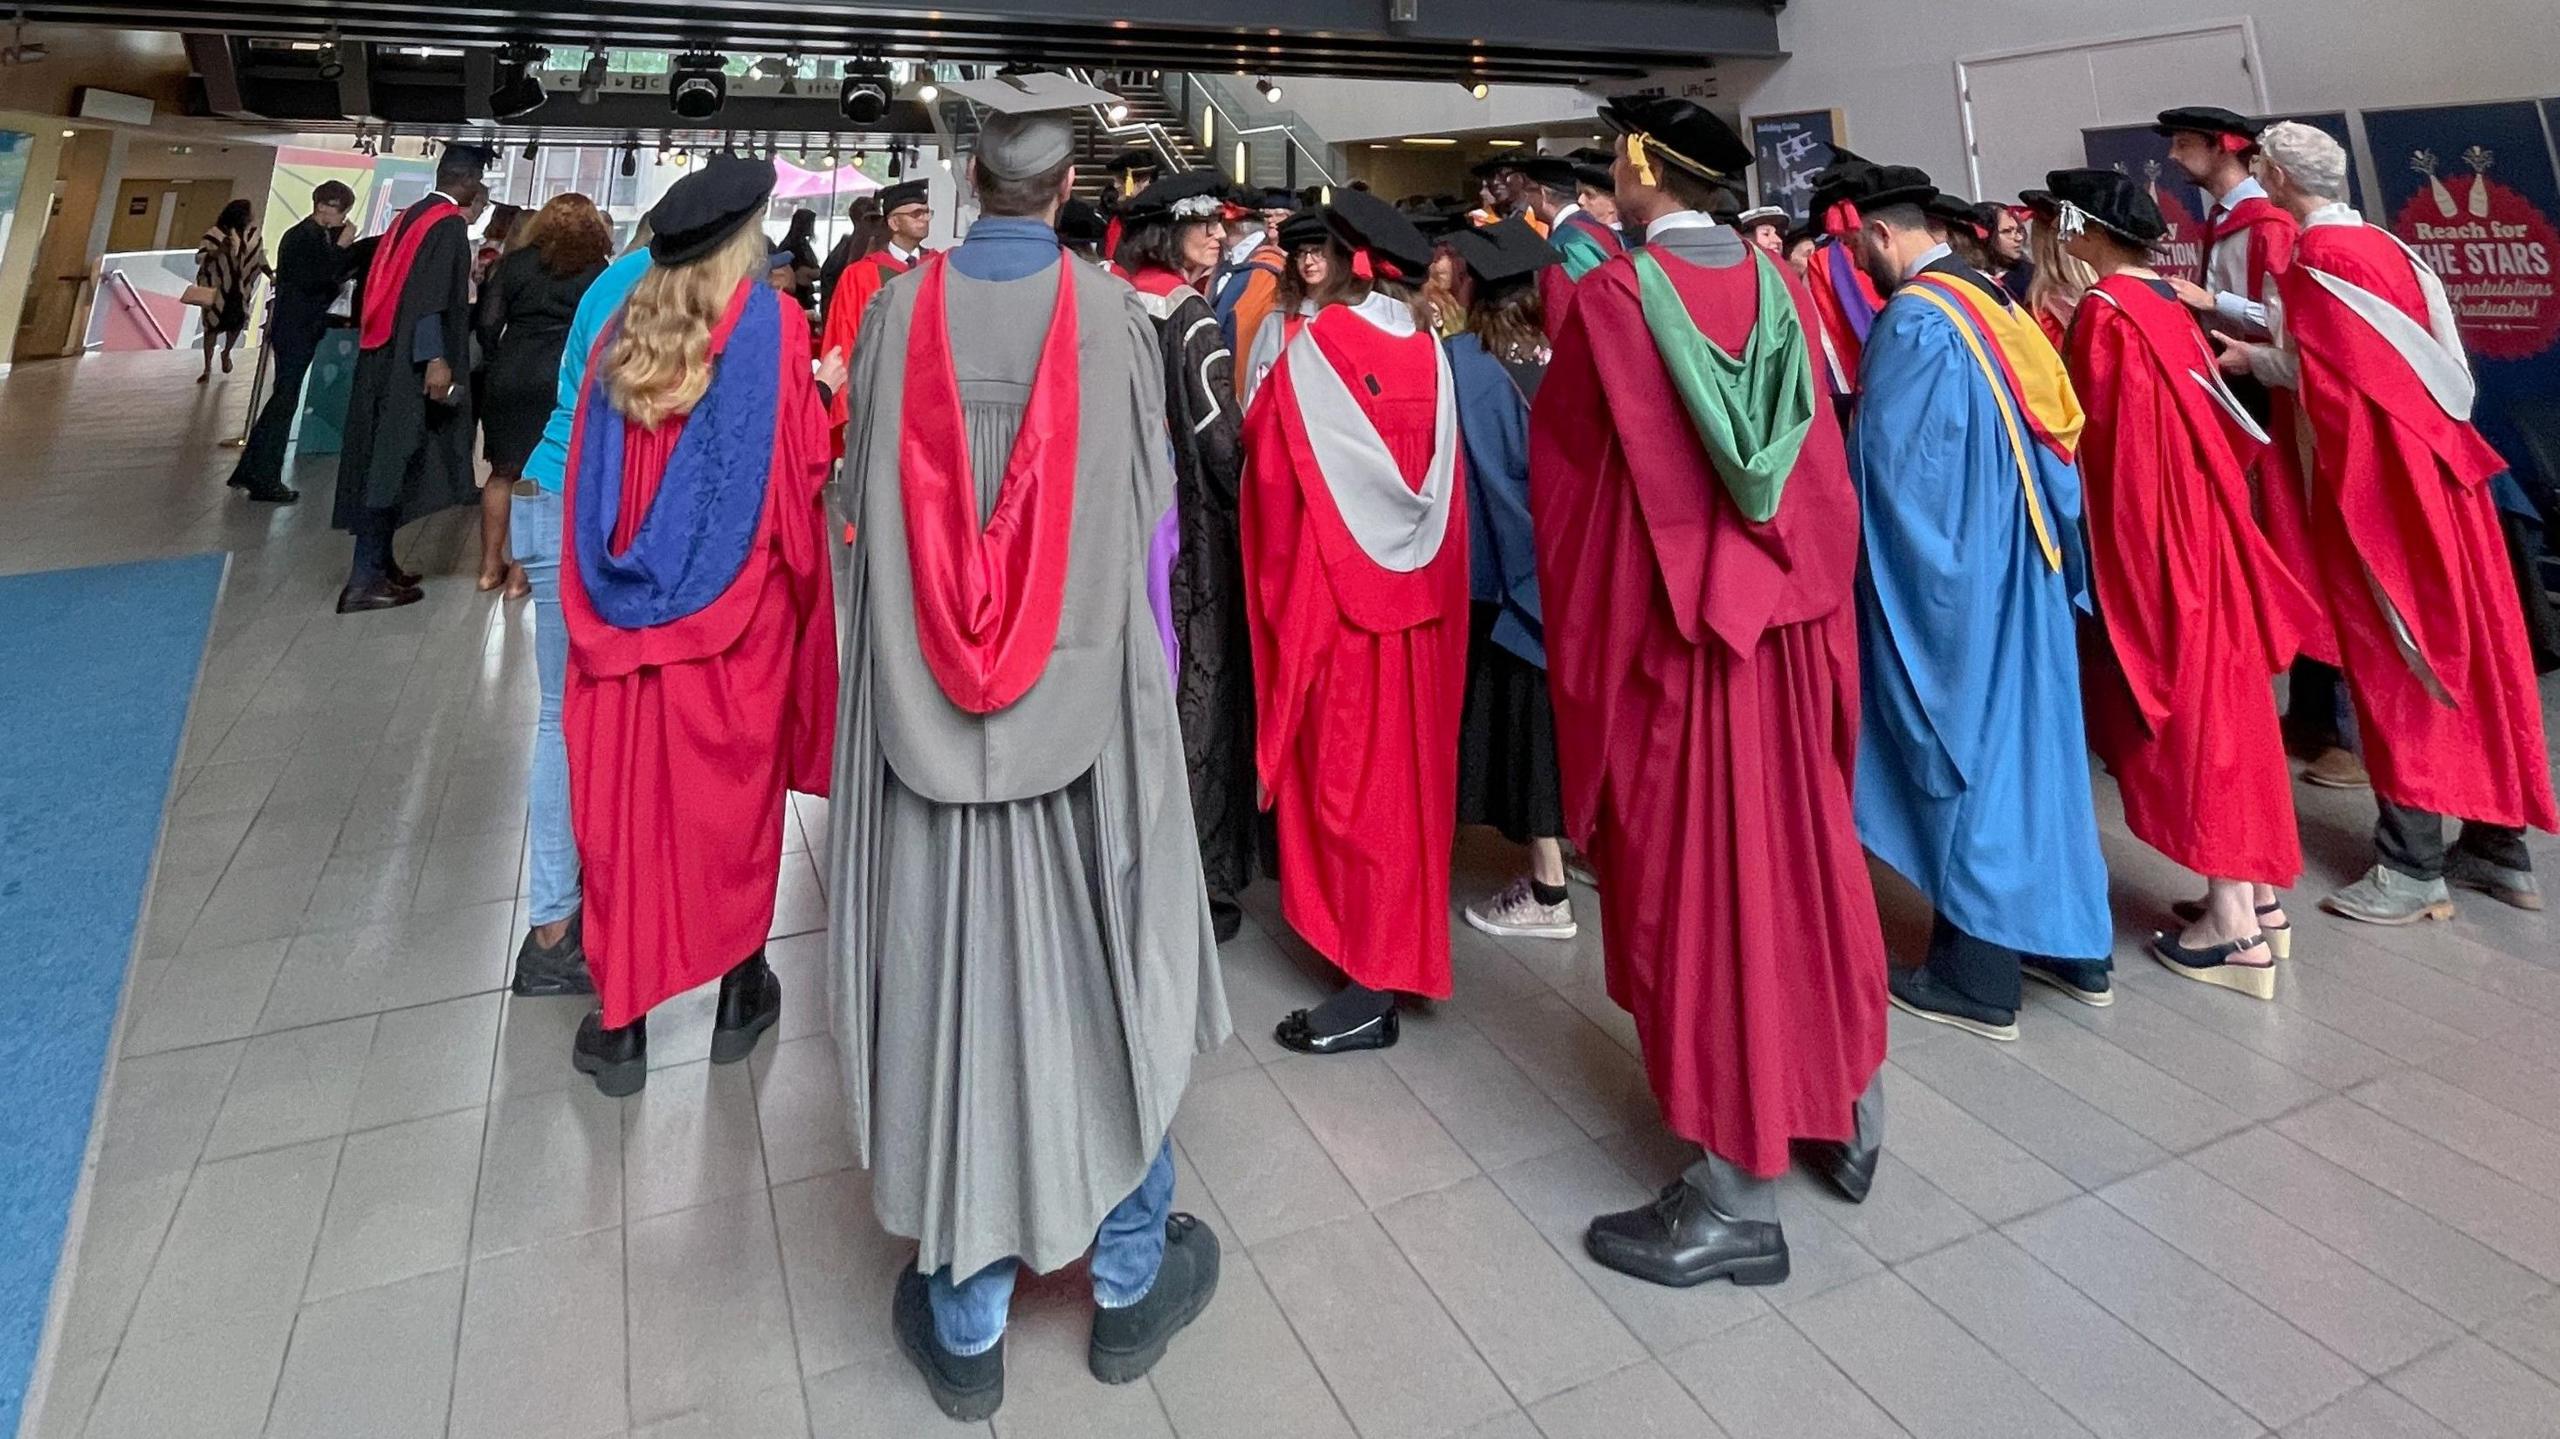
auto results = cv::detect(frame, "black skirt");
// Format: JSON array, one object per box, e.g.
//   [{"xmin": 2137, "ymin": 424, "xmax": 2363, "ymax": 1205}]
[
  {"xmin": 481, "ymin": 326, "xmax": 571, "ymax": 472},
  {"xmin": 1457, "ymin": 602, "xmax": 1566, "ymax": 845}
]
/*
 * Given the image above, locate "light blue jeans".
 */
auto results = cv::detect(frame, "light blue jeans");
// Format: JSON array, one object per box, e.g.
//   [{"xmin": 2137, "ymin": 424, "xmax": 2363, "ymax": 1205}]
[
  {"xmin": 928, "ymin": 1142, "xmax": 1175, "ymax": 1356},
  {"xmin": 514, "ymin": 489, "xmax": 581, "ymax": 928}
]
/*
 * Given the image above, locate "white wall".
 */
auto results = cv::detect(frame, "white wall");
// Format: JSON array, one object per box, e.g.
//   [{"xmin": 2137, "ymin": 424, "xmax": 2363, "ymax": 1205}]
[
  {"xmin": 1733, "ymin": 1, "xmax": 2560, "ymax": 199},
  {"xmin": 1258, "ymin": 76, "xmax": 1602, "ymax": 144}
]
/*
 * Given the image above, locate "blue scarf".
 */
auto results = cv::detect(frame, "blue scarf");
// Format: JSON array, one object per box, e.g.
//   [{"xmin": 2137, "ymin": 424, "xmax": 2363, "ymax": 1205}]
[{"xmin": 572, "ymin": 281, "xmax": 782, "ymax": 629}]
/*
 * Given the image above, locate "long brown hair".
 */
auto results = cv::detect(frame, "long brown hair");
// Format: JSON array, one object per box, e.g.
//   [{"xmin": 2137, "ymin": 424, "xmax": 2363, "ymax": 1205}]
[
  {"xmin": 1466, "ymin": 277, "xmax": 1547, "ymax": 364},
  {"xmin": 602, "ymin": 219, "xmax": 767, "ymax": 428},
  {"xmin": 526, "ymin": 192, "xmax": 614, "ymax": 277}
]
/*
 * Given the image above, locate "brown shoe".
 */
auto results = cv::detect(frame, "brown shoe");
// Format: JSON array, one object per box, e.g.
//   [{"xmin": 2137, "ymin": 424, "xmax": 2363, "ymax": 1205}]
[
  {"xmin": 335, "ymin": 579, "xmax": 423, "ymax": 614},
  {"xmin": 2302, "ymin": 747, "xmax": 2370, "ymax": 790}
]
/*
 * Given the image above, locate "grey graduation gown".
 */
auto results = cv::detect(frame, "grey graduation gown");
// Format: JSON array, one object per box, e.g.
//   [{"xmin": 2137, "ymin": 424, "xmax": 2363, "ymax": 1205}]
[{"xmin": 828, "ymin": 251, "xmax": 1232, "ymax": 1278}]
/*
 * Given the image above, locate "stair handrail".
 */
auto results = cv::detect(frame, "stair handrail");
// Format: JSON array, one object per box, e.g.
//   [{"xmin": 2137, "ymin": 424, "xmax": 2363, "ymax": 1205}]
[
  {"xmin": 103, "ymin": 266, "xmax": 175, "ymax": 350},
  {"xmin": 1164, "ymin": 73, "xmax": 1341, "ymax": 188},
  {"xmin": 1064, "ymin": 67, "xmax": 1193, "ymax": 176}
]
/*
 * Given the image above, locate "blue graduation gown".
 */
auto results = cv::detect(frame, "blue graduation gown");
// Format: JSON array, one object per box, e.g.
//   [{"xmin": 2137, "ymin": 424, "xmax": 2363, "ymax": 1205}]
[
  {"xmin": 1446, "ymin": 333, "xmax": 1544, "ymax": 667},
  {"xmin": 1848, "ymin": 280, "xmax": 2111, "ymax": 961}
]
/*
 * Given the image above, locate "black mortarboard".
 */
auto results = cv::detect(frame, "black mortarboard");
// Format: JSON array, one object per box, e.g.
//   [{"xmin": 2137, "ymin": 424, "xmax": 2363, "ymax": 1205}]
[
  {"xmin": 1277, "ymin": 208, "xmax": 1331, "ymax": 252},
  {"xmin": 1121, "ymin": 170, "xmax": 1230, "ymax": 224},
  {"xmin": 1445, "ymin": 214, "xmax": 1559, "ymax": 286},
  {"xmin": 1324, "ymin": 189, "xmax": 1435, "ymax": 279},
  {"xmin": 1807, "ymin": 152, "xmax": 1878, "ymax": 219},
  {"xmin": 1836, "ymin": 164, "xmax": 1939, "ymax": 213},
  {"xmin": 1104, "ymin": 148, "xmax": 1159, "ymax": 174},
  {"xmin": 2044, "ymin": 167, "xmax": 2167, "ymax": 245},
  {"xmin": 438, "ymin": 141, "xmax": 495, "ymax": 174},
  {"xmin": 1056, "ymin": 198, "xmax": 1108, "ymax": 247},
  {"xmin": 1519, "ymin": 156, "xmax": 1578, "ymax": 192},
  {"xmin": 1409, "ymin": 205, "xmax": 1473, "ymax": 240},
  {"xmin": 1470, "ymin": 153, "xmax": 1531, "ymax": 180},
  {"xmin": 1253, "ymin": 188, "xmax": 1297, "ymax": 212},
  {"xmin": 876, "ymin": 179, "xmax": 930, "ymax": 216},
  {"xmin": 1598, "ymin": 95, "xmax": 1753, "ymax": 183},
  {"xmin": 645, "ymin": 154, "xmax": 777, "ymax": 265},
  {"xmin": 2152, "ymin": 106, "xmax": 2261, "ymax": 144},
  {"xmin": 1924, "ymin": 192, "xmax": 1987, "ymax": 239},
  {"xmin": 1566, "ymin": 147, "xmax": 1618, "ymax": 193},
  {"xmin": 2018, "ymin": 188, "xmax": 2058, "ymax": 218}
]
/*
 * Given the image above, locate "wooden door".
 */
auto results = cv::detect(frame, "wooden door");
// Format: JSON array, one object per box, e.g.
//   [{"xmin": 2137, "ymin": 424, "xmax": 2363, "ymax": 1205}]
[{"xmin": 104, "ymin": 180, "xmax": 164, "ymax": 252}]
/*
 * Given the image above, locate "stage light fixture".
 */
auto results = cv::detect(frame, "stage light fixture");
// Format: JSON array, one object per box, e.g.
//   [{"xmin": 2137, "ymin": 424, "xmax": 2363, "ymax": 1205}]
[
  {"xmin": 838, "ymin": 57, "xmax": 891, "ymax": 125},
  {"xmin": 521, "ymin": 139, "xmax": 539, "ymax": 161},
  {"xmin": 578, "ymin": 48, "xmax": 608, "ymax": 104},
  {"xmin": 887, "ymin": 146, "xmax": 904, "ymax": 178},
  {"xmin": 620, "ymin": 144, "xmax": 638, "ymax": 177},
  {"xmin": 917, "ymin": 81, "xmax": 938, "ymax": 102},
  {"xmin": 314, "ymin": 28, "xmax": 345, "ymax": 81},
  {"xmin": 490, "ymin": 43, "xmax": 548, "ymax": 119},
  {"xmin": 669, "ymin": 51, "xmax": 727, "ymax": 121},
  {"xmin": 1256, "ymin": 77, "xmax": 1281, "ymax": 102}
]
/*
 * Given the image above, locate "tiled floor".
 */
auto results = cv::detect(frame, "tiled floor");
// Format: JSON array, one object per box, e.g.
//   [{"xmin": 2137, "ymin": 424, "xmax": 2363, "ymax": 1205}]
[{"xmin": 10, "ymin": 350, "xmax": 2560, "ymax": 1439}]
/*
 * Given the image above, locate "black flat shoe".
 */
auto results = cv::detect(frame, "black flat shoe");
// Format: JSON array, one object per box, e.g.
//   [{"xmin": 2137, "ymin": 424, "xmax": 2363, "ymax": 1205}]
[
  {"xmin": 571, "ymin": 1010, "xmax": 647, "ymax": 1096},
  {"xmin": 1090, "ymin": 1214, "xmax": 1221, "ymax": 1384},
  {"xmin": 1887, "ymin": 965, "xmax": 2018, "ymax": 1042},
  {"xmin": 335, "ymin": 579, "xmax": 422, "ymax": 614},
  {"xmin": 1800, "ymin": 1140, "xmax": 1879, "ymax": 1204},
  {"xmin": 2020, "ymin": 955, "xmax": 2114, "ymax": 1008},
  {"xmin": 710, "ymin": 950, "xmax": 780, "ymax": 1064},
  {"xmin": 894, "ymin": 1266, "xmax": 1005, "ymax": 1422},
  {"xmin": 240, "ymin": 482, "xmax": 299, "ymax": 504},
  {"xmin": 510, "ymin": 910, "xmax": 593, "ymax": 996},
  {"xmin": 1586, "ymin": 1180, "xmax": 1790, "ymax": 1289},
  {"xmin": 2149, "ymin": 930, "xmax": 2277, "ymax": 1001},
  {"xmin": 1274, "ymin": 1006, "xmax": 1399, "ymax": 1055}
]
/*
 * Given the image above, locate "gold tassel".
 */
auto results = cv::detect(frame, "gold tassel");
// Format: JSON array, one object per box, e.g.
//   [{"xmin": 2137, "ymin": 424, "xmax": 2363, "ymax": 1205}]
[{"xmin": 1628, "ymin": 133, "xmax": 1657, "ymax": 189}]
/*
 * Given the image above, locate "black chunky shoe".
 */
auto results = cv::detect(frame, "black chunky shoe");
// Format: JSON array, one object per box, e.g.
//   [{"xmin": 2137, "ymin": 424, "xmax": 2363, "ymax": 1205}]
[
  {"xmin": 1801, "ymin": 1140, "xmax": 1879, "ymax": 1205},
  {"xmin": 1273, "ymin": 1006, "xmax": 1398, "ymax": 1056},
  {"xmin": 571, "ymin": 1010, "xmax": 646, "ymax": 1097},
  {"xmin": 1089, "ymin": 1214, "xmax": 1222, "ymax": 1384},
  {"xmin": 893, "ymin": 1265, "xmax": 1005, "ymax": 1422},
  {"xmin": 710, "ymin": 950, "xmax": 780, "ymax": 1064},
  {"xmin": 1586, "ymin": 1180, "xmax": 1790, "ymax": 1289},
  {"xmin": 510, "ymin": 910, "xmax": 593, "ymax": 997}
]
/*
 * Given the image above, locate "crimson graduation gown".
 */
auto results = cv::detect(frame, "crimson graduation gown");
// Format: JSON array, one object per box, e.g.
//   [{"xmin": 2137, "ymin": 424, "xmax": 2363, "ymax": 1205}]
[
  {"xmin": 1241, "ymin": 296, "xmax": 1469, "ymax": 998},
  {"xmin": 2278, "ymin": 217, "xmax": 2556, "ymax": 831},
  {"xmin": 562, "ymin": 282, "xmax": 841, "ymax": 1028},
  {"xmin": 1530, "ymin": 230, "xmax": 1885, "ymax": 1177},
  {"xmin": 2211, "ymin": 197, "xmax": 2333, "ymax": 663},
  {"xmin": 823, "ymin": 246, "xmax": 927, "ymax": 448},
  {"xmin": 2068, "ymin": 275, "xmax": 2319, "ymax": 883}
]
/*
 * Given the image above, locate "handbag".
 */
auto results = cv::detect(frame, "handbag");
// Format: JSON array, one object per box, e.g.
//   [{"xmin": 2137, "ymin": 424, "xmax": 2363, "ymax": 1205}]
[{"xmin": 180, "ymin": 283, "xmax": 220, "ymax": 309}]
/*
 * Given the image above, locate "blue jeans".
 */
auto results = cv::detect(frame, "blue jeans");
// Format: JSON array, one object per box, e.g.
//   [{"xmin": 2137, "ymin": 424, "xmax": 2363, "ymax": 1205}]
[
  {"xmin": 928, "ymin": 1142, "xmax": 1175, "ymax": 1357},
  {"xmin": 515, "ymin": 489, "xmax": 581, "ymax": 927}
]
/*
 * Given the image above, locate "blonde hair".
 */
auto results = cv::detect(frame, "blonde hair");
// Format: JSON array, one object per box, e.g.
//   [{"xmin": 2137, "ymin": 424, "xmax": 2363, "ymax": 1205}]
[
  {"xmin": 603, "ymin": 218, "xmax": 768, "ymax": 428},
  {"xmin": 2027, "ymin": 213, "xmax": 2096, "ymax": 330}
]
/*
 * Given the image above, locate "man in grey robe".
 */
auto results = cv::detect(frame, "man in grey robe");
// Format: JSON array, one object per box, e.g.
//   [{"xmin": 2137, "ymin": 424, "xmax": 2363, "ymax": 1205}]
[{"xmin": 827, "ymin": 73, "xmax": 1232, "ymax": 1424}]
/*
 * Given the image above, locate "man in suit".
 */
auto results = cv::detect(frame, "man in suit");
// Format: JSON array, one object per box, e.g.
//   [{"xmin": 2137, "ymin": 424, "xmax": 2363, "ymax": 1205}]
[{"xmin": 225, "ymin": 180, "xmax": 360, "ymax": 502}]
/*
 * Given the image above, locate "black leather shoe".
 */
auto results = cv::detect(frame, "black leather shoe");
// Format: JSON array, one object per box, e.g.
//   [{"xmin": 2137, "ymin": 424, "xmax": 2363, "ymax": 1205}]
[
  {"xmin": 335, "ymin": 579, "xmax": 423, "ymax": 614},
  {"xmin": 510, "ymin": 910, "xmax": 593, "ymax": 996},
  {"xmin": 1274, "ymin": 1005, "xmax": 1398, "ymax": 1055},
  {"xmin": 1801, "ymin": 1140, "xmax": 1880, "ymax": 1204},
  {"xmin": 240, "ymin": 482, "xmax": 300, "ymax": 504},
  {"xmin": 571, "ymin": 1010, "xmax": 646, "ymax": 1096},
  {"xmin": 1887, "ymin": 965, "xmax": 2019, "ymax": 1042},
  {"xmin": 894, "ymin": 1265, "xmax": 1005, "ymax": 1422},
  {"xmin": 1586, "ymin": 1180, "xmax": 1790, "ymax": 1289},
  {"xmin": 710, "ymin": 951, "xmax": 780, "ymax": 1064},
  {"xmin": 1090, "ymin": 1214, "xmax": 1221, "ymax": 1384},
  {"xmin": 386, "ymin": 558, "xmax": 423, "ymax": 588}
]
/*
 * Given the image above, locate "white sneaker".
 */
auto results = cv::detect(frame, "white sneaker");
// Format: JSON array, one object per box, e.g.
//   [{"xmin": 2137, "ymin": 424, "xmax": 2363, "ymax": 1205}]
[{"xmin": 1466, "ymin": 876, "xmax": 1578, "ymax": 940}]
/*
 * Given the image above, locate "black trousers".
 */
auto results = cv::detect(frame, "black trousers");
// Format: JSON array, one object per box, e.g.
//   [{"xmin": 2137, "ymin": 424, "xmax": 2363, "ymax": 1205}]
[
  {"xmin": 226, "ymin": 341, "xmax": 318, "ymax": 492},
  {"xmin": 1921, "ymin": 914, "xmax": 2106, "ymax": 1013},
  {"xmin": 2375, "ymin": 799, "xmax": 2531, "ymax": 881},
  {"xmin": 2282, "ymin": 657, "xmax": 2345, "ymax": 752},
  {"xmin": 347, "ymin": 506, "xmax": 401, "ymax": 585}
]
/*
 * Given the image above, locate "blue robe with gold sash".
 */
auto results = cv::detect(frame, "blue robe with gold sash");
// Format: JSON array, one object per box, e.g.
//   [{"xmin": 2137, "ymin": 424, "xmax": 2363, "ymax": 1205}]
[{"xmin": 1849, "ymin": 258, "xmax": 2111, "ymax": 960}]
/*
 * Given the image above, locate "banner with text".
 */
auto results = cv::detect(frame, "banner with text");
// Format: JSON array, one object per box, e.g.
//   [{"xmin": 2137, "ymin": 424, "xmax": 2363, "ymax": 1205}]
[{"xmin": 2363, "ymin": 100, "xmax": 2560, "ymax": 491}]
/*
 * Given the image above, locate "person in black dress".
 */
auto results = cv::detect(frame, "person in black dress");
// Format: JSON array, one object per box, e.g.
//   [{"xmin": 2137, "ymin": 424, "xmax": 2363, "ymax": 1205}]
[
  {"xmin": 473, "ymin": 191, "xmax": 613, "ymax": 597},
  {"xmin": 226, "ymin": 180, "xmax": 359, "ymax": 503}
]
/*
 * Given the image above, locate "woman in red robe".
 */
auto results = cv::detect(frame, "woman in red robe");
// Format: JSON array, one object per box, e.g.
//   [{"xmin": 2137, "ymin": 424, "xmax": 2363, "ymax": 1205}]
[
  {"xmin": 2050, "ymin": 169, "xmax": 2320, "ymax": 1001},
  {"xmin": 559, "ymin": 157, "xmax": 841, "ymax": 1095},
  {"xmin": 1240, "ymin": 192, "xmax": 1469, "ymax": 1054}
]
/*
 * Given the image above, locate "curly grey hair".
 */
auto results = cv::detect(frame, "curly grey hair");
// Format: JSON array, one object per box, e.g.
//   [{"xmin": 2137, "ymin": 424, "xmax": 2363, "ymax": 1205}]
[{"xmin": 2257, "ymin": 121, "xmax": 2349, "ymax": 202}]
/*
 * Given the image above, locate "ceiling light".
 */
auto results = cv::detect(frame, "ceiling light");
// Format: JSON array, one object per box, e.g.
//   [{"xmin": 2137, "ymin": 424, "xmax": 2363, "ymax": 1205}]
[
  {"xmin": 838, "ymin": 57, "xmax": 891, "ymax": 125},
  {"xmin": 669, "ymin": 51, "xmax": 726, "ymax": 121},
  {"xmin": 1485, "ymin": 138, "xmax": 1524, "ymax": 148},
  {"xmin": 1256, "ymin": 77, "xmax": 1282, "ymax": 102},
  {"xmin": 1402, "ymin": 137, "xmax": 1457, "ymax": 146},
  {"xmin": 1468, "ymin": 81, "xmax": 1490, "ymax": 100},
  {"xmin": 490, "ymin": 43, "xmax": 548, "ymax": 119},
  {"xmin": 917, "ymin": 81, "xmax": 938, "ymax": 102},
  {"xmin": 1107, "ymin": 101, "xmax": 1129, "ymax": 124}
]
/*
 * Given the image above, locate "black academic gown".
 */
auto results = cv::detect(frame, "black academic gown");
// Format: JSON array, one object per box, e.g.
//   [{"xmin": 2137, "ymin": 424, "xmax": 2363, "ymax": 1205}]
[{"xmin": 332, "ymin": 208, "xmax": 477, "ymax": 531}]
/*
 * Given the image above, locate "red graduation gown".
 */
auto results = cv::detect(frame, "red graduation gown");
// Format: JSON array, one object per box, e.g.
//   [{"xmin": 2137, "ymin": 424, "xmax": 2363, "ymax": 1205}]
[
  {"xmin": 2067, "ymin": 275, "xmax": 2318, "ymax": 883},
  {"xmin": 2281, "ymin": 223, "xmax": 2557, "ymax": 831},
  {"xmin": 562, "ymin": 303, "xmax": 841, "ymax": 1029},
  {"xmin": 1530, "ymin": 245, "xmax": 1884, "ymax": 1178},
  {"xmin": 2213, "ymin": 198, "xmax": 2333, "ymax": 663},
  {"xmin": 822, "ymin": 247, "xmax": 925, "ymax": 449},
  {"xmin": 1241, "ymin": 304, "xmax": 1469, "ymax": 998}
]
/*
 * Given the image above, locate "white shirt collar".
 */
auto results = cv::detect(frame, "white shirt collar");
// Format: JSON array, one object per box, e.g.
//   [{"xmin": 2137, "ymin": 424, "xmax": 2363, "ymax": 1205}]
[
  {"xmin": 1226, "ymin": 229, "xmax": 1265, "ymax": 265},
  {"xmin": 1556, "ymin": 202, "xmax": 1584, "ymax": 227},
  {"xmin": 2303, "ymin": 201, "xmax": 2362, "ymax": 230},
  {"xmin": 887, "ymin": 240, "xmax": 922, "ymax": 264},
  {"xmin": 1645, "ymin": 209, "xmax": 1720, "ymax": 241},
  {"xmin": 1903, "ymin": 241, "xmax": 1952, "ymax": 280},
  {"xmin": 2213, "ymin": 175, "xmax": 2267, "ymax": 214},
  {"xmin": 429, "ymin": 190, "xmax": 459, "ymax": 207}
]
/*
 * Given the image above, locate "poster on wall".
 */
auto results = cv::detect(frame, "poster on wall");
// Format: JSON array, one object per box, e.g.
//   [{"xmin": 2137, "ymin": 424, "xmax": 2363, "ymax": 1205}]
[
  {"xmin": 1748, "ymin": 110, "xmax": 1843, "ymax": 224},
  {"xmin": 2362, "ymin": 100, "xmax": 2560, "ymax": 491}
]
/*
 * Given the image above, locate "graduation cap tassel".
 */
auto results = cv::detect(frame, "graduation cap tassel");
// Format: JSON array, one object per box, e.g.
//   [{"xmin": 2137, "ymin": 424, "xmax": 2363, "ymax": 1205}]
[
  {"xmin": 1627, "ymin": 133, "xmax": 1657, "ymax": 189},
  {"xmin": 1821, "ymin": 200, "xmax": 1861, "ymax": 238}
]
